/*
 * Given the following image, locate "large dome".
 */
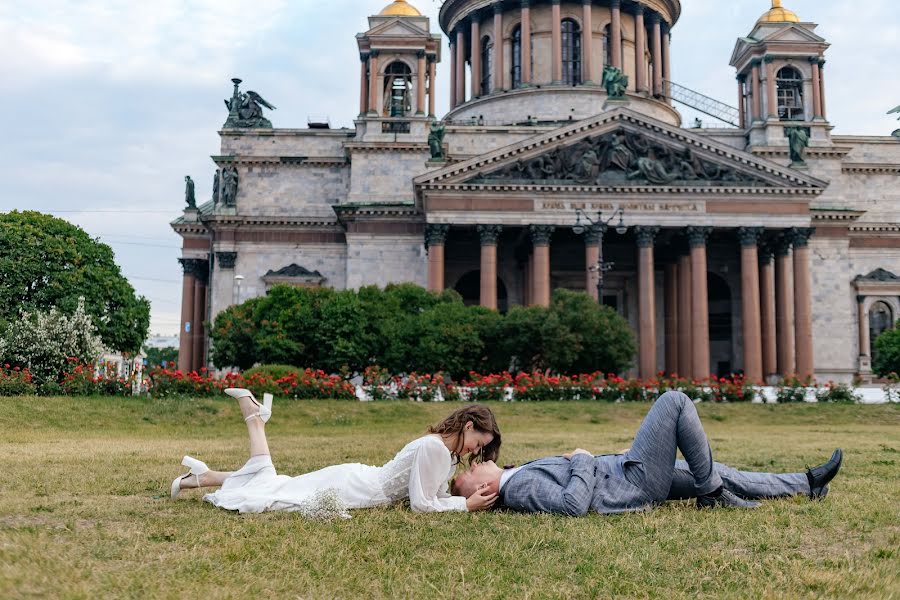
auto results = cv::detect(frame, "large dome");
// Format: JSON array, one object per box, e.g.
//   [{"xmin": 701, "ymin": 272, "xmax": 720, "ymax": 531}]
[{"xmin": 379, "ymin": 0, "xmax": 422, "ymax": 17}]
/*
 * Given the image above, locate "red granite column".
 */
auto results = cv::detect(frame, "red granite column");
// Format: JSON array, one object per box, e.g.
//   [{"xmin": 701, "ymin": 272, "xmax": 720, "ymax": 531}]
[
  {"xmin": 582, "ymin": 0, "xmax": 594, "ymax": 84},
  {"xmin": 774, "ymin": 236, "xmax": 795, "ymax": 376},
  {"xmin": 818, "ymin": 60, "xmax": 827, "ymax": 120},
  {"xmin": 471, "ymin": 19, "xmax": 482, "ymax": 98},
  {"xmin": 478, "ymin": 225, "xmax": 502, "ymax": 310},
  {"xmin": 524, "ymin": 251, "xmax": 533, "ymax": 306},
  {"xmin": 456, "ymin": 29, "xmax": 466, "ymax": 104},
  {"xmin": 858, "ymin": 297, "xmax": 870, "ymax": 362},
  {"xmin": 428, "ymin": 57, "xmax": 437, "ymax": 117},
  {"xmin": 584, "ymin": 226, "xmax": 601, "ymax": 301},
  {"xmin": 493, "ymin": 4, "xmax": 504, "ymax": 91},
  {"xmin": 738, "ymin": 228, "xmax": 763, "ymax": 383},
  {"xmin": 687, "ymin": 227, "xmax": 712, "ymax": 380},
  {"xmin": 610, "ymin": 0, "xmax": 622, "ymax": 70},
  {"xmin": 177, "ymin": 260, "xmax": 196, "ymax": 373},
  {"xmin": 449, "ymin": 40, "xmax": 457, "ymax": 108},
  {"xmin": 759, "ymin": 247, "xmax": 777, "ymax": 380},
  {"xmin": 751, "ymin": 60, "xmax": 762, "ymax": 122},
  {"xmin": 192, "ymin": 277, "xmax": 207, "ymax": 372},
  {"xmin": 636, "ymin": 227, "xmax": 659, "ymax": 379},
  {"xmin": 650, "ymin": 14, "xmax": 662, "ymax": 97},
  {"xmin": 791, "ymin": 228, "xmax": 815, "ymax": 381},
  {"xmin": 661, "ymin": 27, "xmax": 671, "ymax": 101},
  {"xmin": 359, "ymin": 53, "xmax": 369, "ymax": 115},
  {"xmin": 810, "ymin": 58, "xmax": 823, "ymax": 119},
  {"xmin": 634, "ymin": 6, "xmax": 647, "ymax": 94},
  {"xmin": 416, "ymin": 51, "xmax": 426, "ymax": 115},
  {"xmin": 765, "ymin": 56, "xmax": 778, "ymax": 119},
  {"xmin": 368, "ymin": 51, "xmax": 379, "ymax": 115},
  {"xmin": 426, "ymin": 225, "xmax": 449, "ymax": 293},
  {"xmin": 530, "ymin": 226, "xmax": 554, "ymax": 307},
  {"xmin": 664, "ymin": 262, "xmax": 678, "ymax": 377},
  {"xmin": 677, "ymin": 252, "xmax": 693, "ymax": 378},
  {"xmin": 551, "ymin": 0, "xmax": 562, "ymax": 83},
  {"xmin": 521, "ymin": 1, "xmax": 533, "ymax": 85},
  {"xmin": 737, "ymin": 76, "xmax": 746, "ymax": 128}
]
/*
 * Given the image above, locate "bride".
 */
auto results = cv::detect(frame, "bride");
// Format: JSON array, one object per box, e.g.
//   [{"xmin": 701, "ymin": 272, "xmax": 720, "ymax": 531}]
[{"xmin": 170, "ymin": 388, "xmax": 502, "ymax": 516}]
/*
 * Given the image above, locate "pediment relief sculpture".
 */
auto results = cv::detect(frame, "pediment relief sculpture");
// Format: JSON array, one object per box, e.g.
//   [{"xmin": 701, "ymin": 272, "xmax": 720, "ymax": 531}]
[{"xmin": 470, "ymin": 130, "xmax": 772, "ymax": 187}]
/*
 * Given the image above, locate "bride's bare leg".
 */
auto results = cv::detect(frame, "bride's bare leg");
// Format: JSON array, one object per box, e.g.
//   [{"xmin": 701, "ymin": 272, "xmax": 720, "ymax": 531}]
[
  {"xmin": 177, "ymin": 470, "xmax": 233, "ymax": 490},
  {"xmin": 237, "ymin": 396, "xmax": 271, "ymax": 457}
]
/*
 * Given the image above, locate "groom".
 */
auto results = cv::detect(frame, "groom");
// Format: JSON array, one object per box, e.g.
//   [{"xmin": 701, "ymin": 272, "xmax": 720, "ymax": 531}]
[{"xmin": 453, "ymin": 392, "xmax": 843, "ymax": 515}]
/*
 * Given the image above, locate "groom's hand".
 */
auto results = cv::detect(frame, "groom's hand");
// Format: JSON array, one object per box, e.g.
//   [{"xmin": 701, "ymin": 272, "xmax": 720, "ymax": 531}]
[
  {"xmin": 466, "ymin": 486, "xmax": 498, "ymax": 512},
  {"xmin": 562, "ymin": 448, "xmax": 593, "ymax": 459}
]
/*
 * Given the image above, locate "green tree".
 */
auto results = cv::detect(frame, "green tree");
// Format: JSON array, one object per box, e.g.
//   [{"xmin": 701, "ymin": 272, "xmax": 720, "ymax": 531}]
[
  {"xmin": 0, "ymin": 211, "xmax": 150, "ymax": 353},
  {"xmin": 209, "ymin": 297, "xmax": 264, "ymax": 370},
  {"xmin": 144, "ymin": 346, "xmax": 178, "ymax": 369},
  {"xmin": 873, "ymin": 322, "xmax": 900, "ymax": 378},
  {"xmin": 499, "ymin": 305, "xmax": 580, "ymax": 372},
  {"xmin": 550, "ymin": 289, "xmax": 636, "ymax": 375}
]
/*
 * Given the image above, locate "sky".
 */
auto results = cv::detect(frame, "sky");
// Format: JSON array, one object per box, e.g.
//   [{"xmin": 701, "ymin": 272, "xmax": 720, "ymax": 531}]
[{"xmin": 2, "ymin": 0, "xmax": 899, "ymax": 339}]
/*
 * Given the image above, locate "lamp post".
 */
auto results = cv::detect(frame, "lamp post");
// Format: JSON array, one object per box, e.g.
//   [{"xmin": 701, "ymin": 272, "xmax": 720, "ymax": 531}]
[
  {"xmin": 233, "ymin": 274, "xmax": 244, "ymax": 305},
  {"xmin": 572, "ymin": 208, "xmax": 628, "ymax": 302}
]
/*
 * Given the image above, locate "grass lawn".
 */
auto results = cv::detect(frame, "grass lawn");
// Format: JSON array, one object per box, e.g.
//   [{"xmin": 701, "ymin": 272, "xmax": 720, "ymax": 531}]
[{"xmin": 1, "ymin": 396, "xmax": 898, "ymax": 599}]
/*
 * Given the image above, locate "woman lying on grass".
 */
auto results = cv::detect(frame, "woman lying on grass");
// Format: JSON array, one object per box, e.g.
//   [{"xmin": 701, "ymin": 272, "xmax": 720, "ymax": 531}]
[{"xmin": 170, "ymin": 389, "xmax": 501, "ymax": 518}]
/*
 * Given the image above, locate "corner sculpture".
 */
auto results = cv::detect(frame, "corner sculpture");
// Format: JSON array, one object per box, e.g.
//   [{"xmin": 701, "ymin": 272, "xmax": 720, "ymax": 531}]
[
  {"xmin": 211, "ymin": 169, "xmax": 220, "ymax": 206},
  {"xmin": 221, "ymin": 166, "xmax": 239, "ymax": 207},
  {"xmin": 428, "ymin": 121, "xmax": 446, "ymax": 160},
  {"xmin": 224, "ymin": 78, "xmax": 276, "ymax": 128},
  {"xmin": 602, "ymin": 66, "xmax": 629, "ymax": 99},
  {"xmin": 889, "ymin": 105, "xmax": 900, "ymax": 137},
  {"xmin": 184, "ymin": 175, "xmax": 196, "ymax": 209},
  {"xmin": 785, "ymin": 126, "xmax": 810, "ymax": 166}
]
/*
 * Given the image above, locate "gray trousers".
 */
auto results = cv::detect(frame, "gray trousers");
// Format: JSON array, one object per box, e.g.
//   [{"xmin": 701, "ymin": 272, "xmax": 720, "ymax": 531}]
[{"xmin": 621, "ymin": 391, "xmax": 810, "ymax": 502}]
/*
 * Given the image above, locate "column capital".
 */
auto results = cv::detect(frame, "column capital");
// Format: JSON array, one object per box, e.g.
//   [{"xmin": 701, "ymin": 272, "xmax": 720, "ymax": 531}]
[
  {"xmin": 737, "ymin": 227, "xmax": 764, "ymax": 247},
  {"xmin": 215, "ymin": 251, "xmax": 237, "ymax": 270},
  {"xmin": 648, "ymin": 12, "xmax": 660, "ymax": 24},
  {"xmin": 818, "ymin": 58, "xmax": 827, "ymax": 67},
  {"xmin": 582, "ymin": 0, "xmax": 592, "ymax": 5},
  {"xmin": 609, "ymin": 0, "xmax": 621, "ymax": 8},
  {"xmin": 369, "ymin": 50, "xmax": 380, "ymax": 58},
  {"xmin": 583, "ymin": 224, "xmax": 605, "ymax": 245},
  {"xmin": 737, "ymin": 73, "xmax": 747, "ymax": 83},
  {"xmin": 477, "ymin": 224, "xmax": 503, "ymax": 246},
  {"xmin": 179, "ymin": 258, "xmax": 208, "ymax": 278},
  {"xmin": 685, "ymin": 226, "xmax": 712, "ymax": 248},
  {"xmin": 416, "ymin": 50, "xmax": 426, "ymax": 59},
  {"xmin": 529, "ymin": 225, "xmax": 555, "ymax": 246},
  {"xmin": 750, "ymin": 58, "xmax": 762, "ymax": 68},
  {"xmin": 773, "ymin": 234, "xmax": 792, "ymax": 257},
  {"xmin": 788, "ymin": 227, "xmax": 815, "ymax": 248},
  {"xmin": 424, "ymin": 224, "xmax": 450, "ymax": 247},
  {"xmin": 758, "ymin": 244, "xmax": 774, "ymax": 264},
  {"xmin": 763, "ymin": 55, "xmax": 776, "ymax": 64},
  {"xmin": 494, "ymin": 1, "xmax": 505, "ymax": 14},
  {"xmin": 633, "ymin": 3, "xmax": 645, "ymax": 15},
  {"xmin": 808, "ymin": 56, "xmax": 820, "ymax": 64},
  {"xmin": 550, "ymin": 0, "xmax": 561, "ymax": 5},
  {"xmin": 520, "ymin": 0, "xmax": 531, "ymax": 8},
  {"xmin": 360, "ymin": 52, "xmax": 370, "ymax": 62},
  {"xmin": 635, "ymin": 226, "xmax": 660, "ymax": 248},
  {"xmin": 856, "ymin": 295, "xmax": 866, "ymax": 305}
]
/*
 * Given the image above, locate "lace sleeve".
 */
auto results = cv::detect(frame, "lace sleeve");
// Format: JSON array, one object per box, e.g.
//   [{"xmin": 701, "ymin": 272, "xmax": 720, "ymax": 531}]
[{"xmin": 408, "ymin": 438, "xmax": 468, "ymax": 513}]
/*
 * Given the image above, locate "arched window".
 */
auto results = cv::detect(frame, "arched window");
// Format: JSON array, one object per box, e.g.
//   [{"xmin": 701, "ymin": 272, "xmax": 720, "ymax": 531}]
[
  {"xmin": 481, "ymin": 36, "xmax": 493, "ymax": 96},
  {"xmin": 869, "ymin": 301, "xmax": 894, "ymax": 363},
  {"xmin": 511, "ymin": 25, "xmax": 534, "ymax": 89},
  {"xmin": 384, "ymin": 61, "xmax": 412, "ymax": 117},
  {"xmin": 777, "ymin": 66, "xmax": 805, "ymax": 121},
  {"xmin": 561, "ymin": 19, "xmax": 582, "ymax": 85}
]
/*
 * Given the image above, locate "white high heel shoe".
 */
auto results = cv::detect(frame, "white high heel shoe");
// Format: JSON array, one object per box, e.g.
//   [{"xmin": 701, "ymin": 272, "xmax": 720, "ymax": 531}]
[
  {"xmin": 224, "ymin": 388, "xmax": 273, "ymax": 423},
  {"xmin": 170, "ymin": 456, "xmax": 210, "ymax": 500}
]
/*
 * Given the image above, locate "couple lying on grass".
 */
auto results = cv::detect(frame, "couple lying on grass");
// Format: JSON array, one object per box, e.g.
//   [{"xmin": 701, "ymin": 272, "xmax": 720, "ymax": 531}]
[{"xmin": 171, "ymin": 389, "xmax": 843, "ymax": 518}]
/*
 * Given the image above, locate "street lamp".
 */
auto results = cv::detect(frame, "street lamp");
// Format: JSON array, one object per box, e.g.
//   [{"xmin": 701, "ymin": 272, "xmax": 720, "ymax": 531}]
[
  {"xmin": 572, "ymin": 208, "xmax": 628, "ymax": 302},
  {"xmin": 233, "ymin": 274, "xmax": 244, "ymax": 305}
]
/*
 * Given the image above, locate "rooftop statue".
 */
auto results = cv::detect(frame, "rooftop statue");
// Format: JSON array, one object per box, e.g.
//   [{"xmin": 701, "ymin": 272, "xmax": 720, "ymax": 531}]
[
  {"xmin": 224, "ymin": 78, "xmax": 276, "ymax": 128},
  {"xmin": 184, "ymin": 175, "xmax": 196, "ymax": 209},
  {"xmin": 785, "ymin": 126, "xmax": 810, "ymax": 166},
  {"xmin": 889, "ymin": 105, "xmax": 900, "ymax": 137},
  {"xmin": 602, "ymin": 66, "xmax": 629, "ymax": 100},
  {"xmin": 428, "ymin": 122, "xmax": 446, "ymax": 160},
  {"xmin": 221, "ymin": 166, "xmax": 239, "ymax": 208}
]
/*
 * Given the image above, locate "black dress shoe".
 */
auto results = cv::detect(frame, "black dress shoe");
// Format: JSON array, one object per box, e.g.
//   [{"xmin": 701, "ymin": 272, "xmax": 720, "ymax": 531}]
[
  {"xmin": 697, "ymin": 489, "xmax": 761, "ymax": 509},
  {"xmin": 807, "ymin": 448, "xmax": 843, "ymax": 499}
]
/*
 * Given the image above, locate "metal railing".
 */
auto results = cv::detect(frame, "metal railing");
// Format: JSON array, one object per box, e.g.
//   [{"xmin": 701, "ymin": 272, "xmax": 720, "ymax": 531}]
[{"xmin": 664, "ymin": 80, "xmax": 740, "ymax": 128}]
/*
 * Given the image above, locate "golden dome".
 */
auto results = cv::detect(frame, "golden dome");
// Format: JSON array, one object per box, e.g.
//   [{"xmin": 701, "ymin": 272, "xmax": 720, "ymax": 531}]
[
  {"xmin": 379, "ymin": 0, "xmax": 422, "ymax": 17},
  {"xmin": 757, "ymin": 0, "xmax": 800, "ymax": 23}
]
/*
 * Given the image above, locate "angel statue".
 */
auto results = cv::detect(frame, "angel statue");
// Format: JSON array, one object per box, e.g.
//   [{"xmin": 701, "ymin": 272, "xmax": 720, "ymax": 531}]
[
  {"xmin": 428, "ymin": 121, "xmax": 446, "ymax": 160},
  {"xmin": 889, "ymin": 105, "xmax": 900, "ymax": 138},
  {"xmin": 224, "ymin": 78, "xmax": 276, "ymax": 128},
  {"xmin": 602, "ymin": 66, "xmax": 629, "ymax": 100}
]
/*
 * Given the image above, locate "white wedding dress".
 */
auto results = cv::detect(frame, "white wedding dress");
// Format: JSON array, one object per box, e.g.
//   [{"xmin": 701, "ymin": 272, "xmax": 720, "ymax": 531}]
[{"xmin": 203, "ymin": 434, "xmax": 468, "ymax": 517}]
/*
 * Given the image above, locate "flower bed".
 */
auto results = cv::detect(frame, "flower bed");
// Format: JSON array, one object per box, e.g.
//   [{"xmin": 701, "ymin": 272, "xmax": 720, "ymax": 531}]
[
  {"xmin": 0, "ymin": 364, "xmax": 36, "ymax": 396},
  {"xmin": 147, "ymin": 368, "xmax": 356, "ymax": 400}
]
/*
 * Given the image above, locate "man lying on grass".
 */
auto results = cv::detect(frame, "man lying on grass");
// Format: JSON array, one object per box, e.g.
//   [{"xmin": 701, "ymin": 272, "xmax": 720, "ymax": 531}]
[{"xmin": 453, "ymin": 391, "xmax": 843, "ymax": 515}]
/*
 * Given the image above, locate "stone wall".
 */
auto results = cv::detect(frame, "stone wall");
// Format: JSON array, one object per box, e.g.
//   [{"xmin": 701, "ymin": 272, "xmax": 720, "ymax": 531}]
[
  {"xmin": 236, "ymin": 164, "xmax": 349, "ymax": 218},
  {"xmin": 220, "ymin": 129, "xmax": 352, "ymax": 157},
  {"xmin": 347, "ymin": 150, "xmax": 432, "ymax": 204},
  {"xmin": 345, "ymin": 234, "xmax": 427, "ymax": 289}
]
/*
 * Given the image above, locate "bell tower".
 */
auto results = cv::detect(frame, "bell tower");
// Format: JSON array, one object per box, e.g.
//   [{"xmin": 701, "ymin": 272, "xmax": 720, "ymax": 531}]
[
  {"xmin": 730, "ymin": 0, "xmax": 831, "ymax": 149},
  {"xmin": 356, "ymin": 0, "xmax": 441, "ymax": 141}
]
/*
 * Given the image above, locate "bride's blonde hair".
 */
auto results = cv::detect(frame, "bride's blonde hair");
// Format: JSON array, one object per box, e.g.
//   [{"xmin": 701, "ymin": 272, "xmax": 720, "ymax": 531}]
[{"xmin": 428, "ymin": 404, "xmax": 501, "ymax": 465}]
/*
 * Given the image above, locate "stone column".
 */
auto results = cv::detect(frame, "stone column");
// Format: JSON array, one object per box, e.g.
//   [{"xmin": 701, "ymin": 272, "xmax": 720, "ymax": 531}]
[
  {"xmin": 790, "ymin": 228, "xmax": 815, "ymax": 381},
  {"xmin": 650, "ymin": 15, "xmax": 662, "ymax": 97},
  {"xmin": 818, "ymin": 59, "xmax": 827, "ymax": 119},
  {"xmin": 521, "ymin": 1, "xmax": 532, "ymax": 85},
  {"xmin": 449, "ymin": 40, "xmax": 457, "ymax": 108},
  {"xmin": 765, "ymin": 56, "xmax": 778, "ymax": 119},
  {"xmin": 610, "ymin": 0, "xmax": 622, "ymax": 70},
  {"xmin": 471, "ymin": 19, "xmax": 482, "ymax": 98},
  {"xmin": 737, "ymin": 76, "xmax": 746, "ymax": 128},
  {"xmin": 416, "ymin": 51, "xmax": 427, "ymax": 115},
  {"xmin": 493, "ymin": 4, "xmax": 504, "ymax": 92},
  {"xmin": 751, "ymin": 60, "xmax": 762, "ymax": 122},
  {"xmin": 192, "ymin": 276, "xmax": 207, "ymax": 372},
  {"xmin": 456, "ymin": 29, "xmax": 467, "ymax": 105},
  {"xmin": 774, "ymin": 236, "xmax": 795, "ymax": 377},
  {"xmin": 425, "ymin": 225, "xmax": 449, "ymax": 293},
  {"xmin": 177, "ymin": 260, "xmax": 196, "ymax": 373},
  {"xmin": 809, "ymin": 57, "xmax": 823, "ymax": 119},
  {"xmin": 664, "ymin": 262, "xmax": 678, "ymax": 376},
  {"xmin": 478, "ymin": 225, "xmax": 503, "ymax": 310},
  {"xmin": 634, "ymin": 6, "xmax": 647, "ymax": 94},
  {"xmin": 581, "ymin": 0, "xmax": 594, "ymax": 84},
  {"xmin": 584, "ymin": 226, "xmax": 601, "ymax": 301},
  {"xmin": 359, "ymin": 53, "xmax": 369, "ymax": 116},
  {"xmin": 636, "ymin": 226, "xmax": 659, "ymax": 379},
  {"xmin": 687, "ymin": 227, "xmax": 712, "ymax": 380},
  {"xmin": 738, "ymin": 227, "xmax": 764, "ymax": 383},
  {"xmin": 759, "ymin": 246, "xmax": 777, "ymax": 380},
  {"xmin": 368, "ymin": 51, "xmax": 379, "ymax": 115},
  {"xmin": 524, "ymin": 252, "xmax": 533, "ymax": 306},
  {"xmin": 530, "ymin": 225, "xmax": 554, "ymax": 307},
  {"xmin": 551, "ymin": 0, "xmax": 562, "ymax": 83},
  {"xmin": 857, "ymin": 296, "xmax": 870, "ymax": 361},
  {"xmin": 677, "ymin": 253, "xmax": 693, "ymax": 378},
  {"xmin": 661, "ymin": 28, "xmax": 671, "ymax": 101},
  {"xmin": 428, "ymin": 57, "xmax": 437, "ymax": 117}
]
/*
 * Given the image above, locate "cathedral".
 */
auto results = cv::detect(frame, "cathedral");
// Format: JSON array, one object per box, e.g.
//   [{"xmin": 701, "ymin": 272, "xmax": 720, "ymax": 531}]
[{"xmin": 173, "ymin": 0, "xmax": 900, "ymax": 384}]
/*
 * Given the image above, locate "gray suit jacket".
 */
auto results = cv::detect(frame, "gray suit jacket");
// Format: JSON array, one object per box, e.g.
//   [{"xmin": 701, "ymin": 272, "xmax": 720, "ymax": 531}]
[{"xmin": 499, "ymin": 454, "xmax": 653, "ymax": 516}]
